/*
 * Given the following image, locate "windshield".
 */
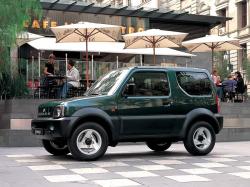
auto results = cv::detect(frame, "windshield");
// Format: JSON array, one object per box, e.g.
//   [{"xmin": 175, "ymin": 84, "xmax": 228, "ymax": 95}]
[{"xmin": 86, "ymin": 69, "xmax": 130, "ymax": 96}]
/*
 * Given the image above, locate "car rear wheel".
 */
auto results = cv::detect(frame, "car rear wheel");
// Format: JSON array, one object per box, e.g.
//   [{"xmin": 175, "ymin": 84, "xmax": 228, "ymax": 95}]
[
  {"xmin": 68, "ymin": 122, "xmax": 108, "ymax": 161},
  {"xmin": 146, "ymin": 141, "xmax": 172, "ymax": 152},
  {"xmin": 184, "ymin": 121, "xmax": 215, "ymax": 156},
  {"xmin": 42, "ymin": 139, "xmax": 69, "ymax": 156}
]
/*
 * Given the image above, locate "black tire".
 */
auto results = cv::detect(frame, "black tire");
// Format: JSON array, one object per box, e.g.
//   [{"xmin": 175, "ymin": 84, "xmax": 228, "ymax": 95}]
[
  {"xmin": 42, "ymin": 139, "xmax": 70, "ymax": 156},
  {"xmin": 184, "ymin": 121, "xmax": 215, "ymax": 156},
  {"xmin": 146, "ymin": 141, "xmax": 172, "ymax": 152},
  {"xmin": 68, "ymin": 122, "xmax": 108, "ymax": 161}
]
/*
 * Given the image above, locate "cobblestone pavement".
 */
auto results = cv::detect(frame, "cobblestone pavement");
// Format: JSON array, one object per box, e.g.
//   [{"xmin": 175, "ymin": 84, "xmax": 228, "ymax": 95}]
[{"xmin": 1, "ymin": 142, "xmax": 250, "ymax": 187}]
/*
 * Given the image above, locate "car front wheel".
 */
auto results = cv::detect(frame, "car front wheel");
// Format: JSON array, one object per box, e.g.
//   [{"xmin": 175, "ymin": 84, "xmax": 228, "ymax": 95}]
[
  {"xmin": 42, "ymin": 139, "xmax": 69, "ymax": 156},
  {"xmin": 68, "ymin": 122, "xmax": 108, "ymax": 161},
  {"xmin": 184, "ymin": 121, "xmax": 215, "ymax": 156},
  {"xmin": 146, "ymin": 141, "xmax": 172, "ymax": 152}
]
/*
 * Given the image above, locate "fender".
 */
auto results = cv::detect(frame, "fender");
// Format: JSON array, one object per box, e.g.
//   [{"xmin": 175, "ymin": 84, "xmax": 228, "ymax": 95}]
[
  {"xmin": 66, "ymin": 107, "xmax": 116, "ymax": 140},
  {"xmin": 180, "ymin": 108, "xmax": 220, "ymax": 138}
]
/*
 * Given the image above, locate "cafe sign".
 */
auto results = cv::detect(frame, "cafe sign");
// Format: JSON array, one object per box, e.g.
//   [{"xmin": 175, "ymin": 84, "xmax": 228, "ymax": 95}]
[
  {"xmin": 25, "ymin": 10, "xmax": 149, "ymax": 35},
  {"xmin": 24, "ymin": 19, "xmax": 57, "ymax": 29}
]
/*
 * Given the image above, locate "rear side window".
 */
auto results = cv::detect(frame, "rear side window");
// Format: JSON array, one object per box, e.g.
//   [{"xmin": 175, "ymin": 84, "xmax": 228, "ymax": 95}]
[{"xmin": 176, "ymin": 71, "xmax": 212, "ymax": 96}]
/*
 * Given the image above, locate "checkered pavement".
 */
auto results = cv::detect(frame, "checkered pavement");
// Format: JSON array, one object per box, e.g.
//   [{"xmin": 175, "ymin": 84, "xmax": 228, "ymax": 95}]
[{"xmin": 5, "ymin": 153, "xmax": 250, "ymax": 186}]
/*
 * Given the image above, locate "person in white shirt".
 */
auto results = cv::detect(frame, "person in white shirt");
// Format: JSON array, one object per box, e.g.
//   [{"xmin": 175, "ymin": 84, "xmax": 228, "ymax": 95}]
[{"xmin": 59, "ymin": 60, "xmax": 80, "ymax": 98}]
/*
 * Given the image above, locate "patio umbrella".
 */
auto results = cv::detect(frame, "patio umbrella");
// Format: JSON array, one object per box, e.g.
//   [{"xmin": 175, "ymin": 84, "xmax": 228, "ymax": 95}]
[
  {"xmin": 51, "ymin": 22, "xmax": 121, "ymax": 88},
  {"xmin": 182, "ymin": 35, "xmax": 241, "ymax": 69},
  {"xmin": 122, "ymin": 29, "xmax": 188, "ymax": 64}
]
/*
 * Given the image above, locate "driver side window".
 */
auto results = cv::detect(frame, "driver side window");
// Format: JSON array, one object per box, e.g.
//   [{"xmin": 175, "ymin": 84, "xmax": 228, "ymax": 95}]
[{"xmin": 123, "ymin": 71, "xmax": 170, "ymax": 97}]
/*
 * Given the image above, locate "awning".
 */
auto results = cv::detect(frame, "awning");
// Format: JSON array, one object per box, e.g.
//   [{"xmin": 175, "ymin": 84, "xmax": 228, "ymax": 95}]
[
  {"xmin": 40, "ymin": 0, "xmax": 230, "ymax": 27},
  {"xmin": 16, "ymin": 32, "xmax": 44, "ymax": 46},
  {"xmin": 28, "ymin": 37, "xmax": 195, "ymax": 57}
]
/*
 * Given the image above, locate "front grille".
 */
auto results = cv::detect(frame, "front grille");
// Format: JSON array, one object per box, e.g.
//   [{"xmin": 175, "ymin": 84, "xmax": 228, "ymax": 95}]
[{"xmin": 38, "ymin": 107, "xmax": 54, "ymax": 117}]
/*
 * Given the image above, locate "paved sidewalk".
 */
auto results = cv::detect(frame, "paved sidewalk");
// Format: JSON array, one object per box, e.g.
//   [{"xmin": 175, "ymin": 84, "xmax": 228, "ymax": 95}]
[{"xmin": 1, "ymin": 142, "xmax": 250, "ymax": 187}]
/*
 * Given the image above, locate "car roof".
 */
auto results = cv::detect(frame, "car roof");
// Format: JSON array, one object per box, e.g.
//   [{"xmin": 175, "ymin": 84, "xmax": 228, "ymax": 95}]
[{"xmin": 124, "ymin": 66, "xmax": 209, "ymax": 74}]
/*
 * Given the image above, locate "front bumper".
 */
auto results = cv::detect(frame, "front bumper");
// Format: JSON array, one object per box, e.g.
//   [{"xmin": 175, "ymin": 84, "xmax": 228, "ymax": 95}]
[{"xmin": 31, "ymin": 117, "xmax": 76, "ymax": 140}]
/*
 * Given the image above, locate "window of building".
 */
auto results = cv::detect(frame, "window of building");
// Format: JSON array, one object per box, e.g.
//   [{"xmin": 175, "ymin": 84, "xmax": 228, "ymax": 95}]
[
  {"xmin": 242, "ymin": 0, "xmax": 247, "ymax": 28},
  {"xmin": 123, "ymin": 72, "xmax": 170, "ymax": 96},
  {"xmin": 217, "ymin": 8, "xmax": 227, "ymax": 28},
  {"xmin": 238, "ymin": 0, "xmax": 247, "ymax": 28},
  {"xmin": 176, "ymin": 72, "xmax": 212, "ymax": 96}
]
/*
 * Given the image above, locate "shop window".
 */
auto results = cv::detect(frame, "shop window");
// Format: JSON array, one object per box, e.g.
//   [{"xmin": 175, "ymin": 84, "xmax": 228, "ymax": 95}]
[
  {"xmin": 241, "ymin": 43, "xmax": 247, "ymax": 60},
  {"xmin": 238, "ymin": 43, "xmax": 247, "ymax": 70},
  {"xmin": 240, "ymin": 43, "xmax": 247, "ymax": 61}
]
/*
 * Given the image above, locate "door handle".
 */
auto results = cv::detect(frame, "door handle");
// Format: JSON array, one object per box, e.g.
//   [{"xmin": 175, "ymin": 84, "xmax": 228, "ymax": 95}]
[{"xmin": 163, "ymin": 100, "xmax": 173, "ymax": 107}]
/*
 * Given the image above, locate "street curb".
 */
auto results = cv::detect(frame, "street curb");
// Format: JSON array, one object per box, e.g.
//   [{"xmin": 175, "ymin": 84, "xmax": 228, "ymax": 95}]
[{"xmin": 217, "ymin": 128, "xmax": 250, "ymax": 142}]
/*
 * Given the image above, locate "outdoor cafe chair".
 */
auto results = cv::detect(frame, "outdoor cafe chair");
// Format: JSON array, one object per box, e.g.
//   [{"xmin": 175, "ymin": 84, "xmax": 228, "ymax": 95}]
[
  {"xmin": 34, "ymin": 76, "xmax": 64, "ymax": 99},
  {"xmin": 221, "ymin": 84, "xmax": 236, "ymax": 103},
  {"xmin": 235, "ymin": 84, "xmax": 248, "ymax": 102}
]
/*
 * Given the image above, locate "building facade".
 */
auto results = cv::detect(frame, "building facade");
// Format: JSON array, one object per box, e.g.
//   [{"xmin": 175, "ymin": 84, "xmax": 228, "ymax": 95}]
[
  {"xmin": 113, "ymin": 0, "xmax": 249, "ymax": 73},
  {"xmin": 167, "ymin": 0, "xmax": 250, "ymax": 73}
]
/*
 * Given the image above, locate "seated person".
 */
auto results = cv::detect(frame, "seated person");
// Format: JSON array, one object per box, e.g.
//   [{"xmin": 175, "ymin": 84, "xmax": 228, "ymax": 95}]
[
  {"xmin": 211, "ymin": 69, "xmax": 223, "ymax": 99},
  {"xmin": 211, "ymin": 70, "xmax": 221, "ymax": 86},
  {"xmin": 222, "ymin": 74, "xmax": 237, "ymax": 100},
  {"xmin": 59, "ymin": 60, "xmax": 80, "ymax": 98}
]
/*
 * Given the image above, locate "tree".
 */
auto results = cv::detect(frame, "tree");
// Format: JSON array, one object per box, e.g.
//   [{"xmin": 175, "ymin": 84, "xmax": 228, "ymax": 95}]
[
  {"xmin": 243, "ymin": 57, "xmax": 250, "ymax": 82},
  {"xmin": 0, "ymin": 0, "xmax": 41, "ymax": 98},
  {"xmin": 214, "ymin": 52, "xmax": 230, "ymax": 81}
]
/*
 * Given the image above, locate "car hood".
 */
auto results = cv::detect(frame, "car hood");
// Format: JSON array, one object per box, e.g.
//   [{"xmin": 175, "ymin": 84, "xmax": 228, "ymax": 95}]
[
  {"xmin": 39, "ymin": 95, "xmax": 115, "ymax": 117},
  {"xmin": 65, "ymin": 95, "xmax": 116, "ymax": 116}
]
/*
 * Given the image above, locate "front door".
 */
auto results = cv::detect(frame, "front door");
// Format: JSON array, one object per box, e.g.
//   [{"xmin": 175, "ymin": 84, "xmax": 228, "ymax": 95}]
[{"xmin": 117, "ymin": 70, "xmax": 173, "ymax": 136}]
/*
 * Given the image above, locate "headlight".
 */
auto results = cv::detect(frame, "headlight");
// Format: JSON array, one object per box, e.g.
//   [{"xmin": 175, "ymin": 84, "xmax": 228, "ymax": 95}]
[{"xmin": 53, "ymin": 105, "xmax": 64, "ymax": 118}]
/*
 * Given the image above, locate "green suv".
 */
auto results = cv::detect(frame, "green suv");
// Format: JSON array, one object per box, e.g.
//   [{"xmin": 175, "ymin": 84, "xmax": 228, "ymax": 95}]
[{"xmin": 31, "ymin": 67, "xmax": 223, "ymax": 161}]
